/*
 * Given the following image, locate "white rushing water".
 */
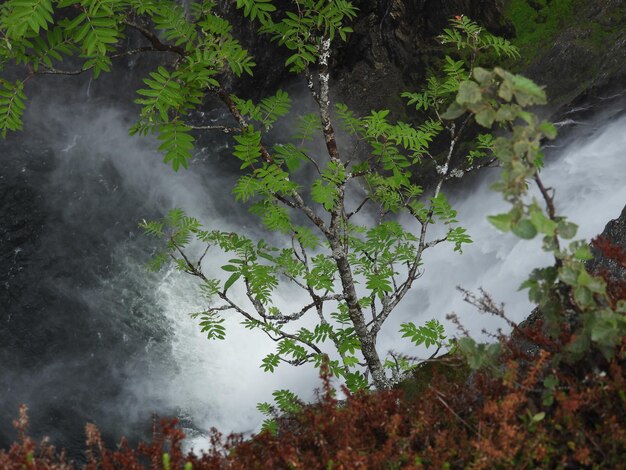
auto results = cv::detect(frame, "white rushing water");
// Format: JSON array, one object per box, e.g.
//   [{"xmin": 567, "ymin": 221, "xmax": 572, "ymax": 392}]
[
  {"xmin": 386, "ymin": 109, "xmax": 626, "ymax": 342},
  {"xmin": 149, "ymin": 105, "xmax": 626, "ymax": 445},
  {"xmin": 8, "ymin": 77, "xmax": 624, "ymax": 449}
]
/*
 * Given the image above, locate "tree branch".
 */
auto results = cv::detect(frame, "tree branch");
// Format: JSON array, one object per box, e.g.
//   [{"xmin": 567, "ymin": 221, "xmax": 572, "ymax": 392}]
[
  {"xmin": 186, "ymin": 124, "xmax": 240, "ymax": 133},
  {"xmin": 121, "ymin": 20, "xmax": 186, "ymax": 56}
]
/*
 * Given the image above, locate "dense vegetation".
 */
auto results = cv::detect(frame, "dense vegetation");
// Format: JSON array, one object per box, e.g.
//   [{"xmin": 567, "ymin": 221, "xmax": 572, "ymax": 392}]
[
  {"xmin": 2, "ymin": 237, "xmax": 625, "ymax": 467},
  {"xmin": 1, "ymin": 0, "xmax": 625, "ymax": 467},
  {"xmin": 505, "ymin": 0, "xmax": 626, "ymax": 61}
]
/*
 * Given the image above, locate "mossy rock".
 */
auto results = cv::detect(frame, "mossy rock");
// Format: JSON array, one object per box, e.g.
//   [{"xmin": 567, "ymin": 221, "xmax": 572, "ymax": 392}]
[
  {"xmin": 398, "ymin": 353, "xmax": 471, "ymax": 400},
  {"xmin": 503, "ymin": 0, "xmax": 626, "ymax": 109}
]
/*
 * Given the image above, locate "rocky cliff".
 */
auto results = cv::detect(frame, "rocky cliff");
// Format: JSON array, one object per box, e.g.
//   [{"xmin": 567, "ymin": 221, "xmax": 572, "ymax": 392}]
[
  {"xmin": 333, "ymin": 0, "xmax": 509, "ymax": 113},
  {"xmin": 220, "ymin": 0, "xmax": 625, "ymax": 121},
  {"xmin": 588, "ymin": 205, "xmax": 626, "ymax": 283}
]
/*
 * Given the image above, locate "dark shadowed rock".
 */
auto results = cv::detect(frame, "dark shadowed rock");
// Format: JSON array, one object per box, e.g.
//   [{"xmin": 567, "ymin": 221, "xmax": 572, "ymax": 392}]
[
  {"xmin": 587, "ymin": 205, "xmax": 626, "ymax": 282},
  {"xmin": 211, "ymin": 1, "xmax": 510, "ymax": 109},
  {"xmin": 522, "ymin": 0, "xmax": 626, "ymax": 111},
  {"xmin": 333, "ymin": 0, "xmax": 509, "ymax": 114}
]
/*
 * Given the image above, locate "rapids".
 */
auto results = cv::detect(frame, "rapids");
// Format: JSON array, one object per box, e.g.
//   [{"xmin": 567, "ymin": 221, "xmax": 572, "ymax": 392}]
[{"xmin": 0, "ymin": 66, "xmax": 624, "ymax": 455}]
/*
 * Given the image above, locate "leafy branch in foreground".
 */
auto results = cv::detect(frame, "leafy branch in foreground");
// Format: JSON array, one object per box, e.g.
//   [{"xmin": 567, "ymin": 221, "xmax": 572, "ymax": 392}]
[
  {"xmin": 140, "ymin": 16, "xmax": 515, "ymax": 391},
  {"xmin": 1, "ymin": 0, "xmax": 520, "ymax": 393},
  {"xmin": 444, "ymin": 65, "xmax": 626, "ymax": 369}
]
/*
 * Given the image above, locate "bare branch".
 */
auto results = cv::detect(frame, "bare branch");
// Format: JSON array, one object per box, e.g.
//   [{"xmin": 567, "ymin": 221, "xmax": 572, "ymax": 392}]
[
  {"xmin": 304, "ymin": 66, "xmax": 320, "ymax": 105},
  {"xmin": 197, "ymin": 244, "xmax": 211, "ymax": 268},
  {"xmin": 186, "ymin": 124, "xmax": 240, "ymax": 133},
  {"xmin": 346, "ymin": 196, "xmax": 370, "ymax": 219},
  {"xmin": 121, "ymin": 20, "xmax": 186, "ymax": 56},
  {"xmin": 534, "ymin": 173, "xmax": 557, "ymax": 221},
  {"xmin": 534, "ymin": 173, "xmax": 562, "ymax": 263},
  {"xmin": 34, "ymin": 47, "xmax": 162, "ymax": 77},
  {"xmin": 317, "ymin": 38, "xmax": 340, "ymax": 162},
  {"xmin": 444, "ymin": 157, "xmax": 498, "ymax": 181}
]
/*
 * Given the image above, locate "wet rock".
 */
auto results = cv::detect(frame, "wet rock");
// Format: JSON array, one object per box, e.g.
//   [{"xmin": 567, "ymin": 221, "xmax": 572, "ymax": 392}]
[
  {"xmin": 587, "ymin": 205, "xmax": 626, "ymax": 282},
  {"xmin": 520, "ymin": 0, "xmax": 626, "ymax": 113},
  {"xmin": 332, "ymin": 0, "xmax": 509, "ymax": 114}
]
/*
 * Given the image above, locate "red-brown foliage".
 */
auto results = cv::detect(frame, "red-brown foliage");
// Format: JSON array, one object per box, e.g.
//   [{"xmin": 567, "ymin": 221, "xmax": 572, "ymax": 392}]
[{"xmin": 2, "ymin": 244, "xmax": 626, "ymax": 469}]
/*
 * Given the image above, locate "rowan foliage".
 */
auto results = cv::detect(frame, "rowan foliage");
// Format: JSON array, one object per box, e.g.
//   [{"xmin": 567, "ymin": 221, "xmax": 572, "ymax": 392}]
[
  {"xmin": 2, "ymin": 242, "xmax": 626, "ymax": 467},
  {"xmin": 3, "ymin": 269, "xmax": 626, "ymax": 468},
  {"xmin": 1, "ymin": 0, "xmax": 625, "ymax": 465}
]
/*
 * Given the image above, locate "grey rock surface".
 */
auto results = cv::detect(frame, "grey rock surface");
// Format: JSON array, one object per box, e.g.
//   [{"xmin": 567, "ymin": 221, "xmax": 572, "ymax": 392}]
[{"xmin": 588, "ymin": 205, "xmax": 626, "ymax": 282}]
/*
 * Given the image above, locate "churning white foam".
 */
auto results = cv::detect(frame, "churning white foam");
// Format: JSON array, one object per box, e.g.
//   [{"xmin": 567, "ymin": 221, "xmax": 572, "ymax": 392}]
[
  {"xmin": 380, "ymin": 111, "xmax": 626, "ymax": 349},
  {"xmin": 150, "ymin": 110, "xmax": 626, "ymax": 446},
  {"xmin": 40, "ymin": 93, "xmax": 624, "ymax": 444}
]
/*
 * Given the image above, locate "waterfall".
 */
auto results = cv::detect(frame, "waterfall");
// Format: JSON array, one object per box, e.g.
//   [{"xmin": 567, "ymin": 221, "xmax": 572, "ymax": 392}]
[
  {"xmin": 389, "ymin": 104, "xmax": 626, "ymax": 341},
  {"xmin": 0, "ymin": 62, "xmax": 624, "ymax": 454}
]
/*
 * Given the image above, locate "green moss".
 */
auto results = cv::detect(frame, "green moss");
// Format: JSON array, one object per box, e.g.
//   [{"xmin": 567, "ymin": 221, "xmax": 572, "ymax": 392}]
[
  {"xmin": 399, "ymin": 354, "xmax": 470, "ymax": 400},
  {"xmin": 504, "ymin": 0, "xmax": 577, "ymax": 63}
]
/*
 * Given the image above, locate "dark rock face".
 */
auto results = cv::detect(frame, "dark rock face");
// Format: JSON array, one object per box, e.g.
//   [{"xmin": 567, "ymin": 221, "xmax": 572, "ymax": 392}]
[
  {"xmin": 333, "ymin": 0, "xmax": 508, "ymax": 114},
  {"xmin": 212, "ymin": 1, "xmax": 509, "ymax": 110},
  {"xmin": 522, "ymin": 0, "xmax": 626, "ymax": 111},
  {"xmin": 218, "ymin": 0, "xmax": 625, "ymax": 120},
  {"xmin": 217, "ymin": 2, "xmax": 292, "ymax": 97},
  {"xmin": 588, "ymin": 205, "xmax": 626, "ymax": 282}
]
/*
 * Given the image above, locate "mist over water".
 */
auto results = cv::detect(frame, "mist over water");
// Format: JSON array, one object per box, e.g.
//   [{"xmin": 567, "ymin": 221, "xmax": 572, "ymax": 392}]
[
  {"xmin": 0, "ymin": 63, "xmax": 624, "ymax": 458},
  {"xmin": 382, "ymin": 103, "xmax": 626, "ymax": 346},
  {"xmin": 0, "ymin": 72, "xmax": 319, "ymax": 454}
]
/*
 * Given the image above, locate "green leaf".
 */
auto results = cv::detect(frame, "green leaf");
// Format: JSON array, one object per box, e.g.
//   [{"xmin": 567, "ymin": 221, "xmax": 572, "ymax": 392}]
[
  {"xmin": 498, "ymin": 79, "xmax": 514, "ymax": 101},
  {"xmin": 573, "ymin": 245, "xmax": 593, "ymax": 260},
  {"xmin": 197, "ymin": 311, "xmax": 226, "ymax": 340},
  {"xmin": 261, "ymin": 418, "xmax": 278, "ymax": 435},
  {"xmin": 345, "ymin": 372, "xmax": 368, "ymax": 392},
  {"xmin": 475, "ymin": 107, "xmax": 496, "ymax": 128},
  {"xmin": 558, "ymin": 221, "xmax": 578, "ymax": 239},
  {"xmin": 530, "ymin": 210, "xmax": 557, "ymax": 236},
  {"xmin": 487, "ymin": 213, "xmax": 512, "ymax": 232},
  {"xmin": 261, "ymin": 354, "xmax": 280, "ymax": 372},
  {"xmin": 4, "ymin": 0, "xmax": 54, "ymax": 38},
  {"xmin": 400, "ymin": 320, "xmax": 446, "ymax": 348},
  {"xmin": 224, "ymin": 272, "xmax": 241, "ymax": 291},
  {"xmin": 531, "ymin": 411, "xmax": 546, "ymax": 423},
  {"xmin": 473, "ymin": 67, "xmax": 493, "ymax": 85},
  {"xmin": 456, "ymin": 81, "xmax": 482, "ymax": 105},
  {"xmin": 457, "ymin": 338, "xmax": 501, "ymax": 370},
  {"xmin": 338, "ymin": 336, "xmax": 361, "ymax": 355},
  {"xmin": 543, "ymin": 374, "xmax": 559, "ymax": 390},
  {"xmin": 342, "ymin": 355, "xmax": 360, "ymax": 368},
  {"xmin": 0, "ymin": 80, "xmax": 27, "ymax": 137},
  {"xmin": 233, "ymin": 128, "xmax": 262, "ymax": 168},
  {"xmin": 539, "ymin": 121, "xmax": 557, "ymax": 139},
  {"xmin": 311, "ymin": 179, "xmax": 337, "ymax": 211},
  {"xmin": 495, "ymin": 105, "xmax": 517, "ymax": 122},
  {"xmin": 272, "ymin": 389, "xmax": 301, "ymax": 414},
  {"xmin": 587, "ymin": 276, "xmax": 606, "ymax": 295},
  {"xmin": 559, "ymin": 265, "xmax": 578, "ymax": 286},
  {"xmin": 258, "ymin": 89, "xmax": 291, "ymax": 127},
  {"xmin": 574, "ymin": 286, "xmax": 592, "ymax": 307},
  {"xmin": 158, "ymin": 122, "xmax": 195, "ymax": 171},
  {"xmin": 512, "ymin": 219, "xmax": 537, "ymax": 239},
  {"xmin": 590, "ymin": 310, "xmax": 626, "ymax": 359},
  {"xmin": 256, "ymin": 402, "xmax": 272, "ymax": 415},
  {"xmin": 441, "ymin": 101, "xmax": 465, "ymax": 120},
  {"xmin": 511, "ymin": 74, "xmax": 546, "ymax": 105}
]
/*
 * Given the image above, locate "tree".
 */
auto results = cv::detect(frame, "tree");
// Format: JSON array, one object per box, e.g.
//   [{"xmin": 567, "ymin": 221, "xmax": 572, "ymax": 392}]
[
  {"xmin": 450, "ymin": 65, "xmax": 626, "ymax": 369},
  {"xmin": 0, "ymin": 2, "xmax": 520, "ymax": 391}
]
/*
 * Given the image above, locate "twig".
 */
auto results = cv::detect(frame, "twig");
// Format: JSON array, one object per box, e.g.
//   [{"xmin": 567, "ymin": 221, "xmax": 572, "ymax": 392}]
[
  {"xmin": 187, "ymin": 124, "xmax": 240, "ymax": 133},
  {"xmin": 429, "ymin": 385, "xmax": 482, "ymax": 438}
]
